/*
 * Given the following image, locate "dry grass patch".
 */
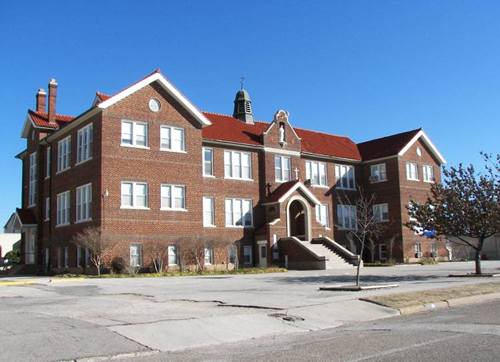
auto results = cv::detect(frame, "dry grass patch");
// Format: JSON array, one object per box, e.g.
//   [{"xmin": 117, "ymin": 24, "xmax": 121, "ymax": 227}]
[{"xmin": 363, "ymin": 282, "xmax": 500, "ymax": 309}]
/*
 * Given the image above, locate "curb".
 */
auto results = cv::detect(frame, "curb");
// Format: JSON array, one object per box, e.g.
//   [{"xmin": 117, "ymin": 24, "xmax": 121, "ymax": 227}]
[
  {"xmin": 48, "ymin": 277, "xmax": 87, "ymax": 284},
  {"xmin": 0, "ymin": 280, "xmax": 36, "ymax": 287}
]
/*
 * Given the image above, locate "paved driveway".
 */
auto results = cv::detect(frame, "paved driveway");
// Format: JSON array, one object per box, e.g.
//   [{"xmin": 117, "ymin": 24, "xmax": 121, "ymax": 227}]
[{"xmin": 0, "ymin": 261, "xmax": 499, "ymax": 361}]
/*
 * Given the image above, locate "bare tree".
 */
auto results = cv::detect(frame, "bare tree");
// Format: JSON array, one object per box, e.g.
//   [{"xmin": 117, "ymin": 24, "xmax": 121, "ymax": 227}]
[
  {"xmin": 338, "ymin": 187, "xmax": 386, "ymax": 286},
  {"xmin": 407, "ymin": 153, "xmax": 500, "ymax": 275},
  {"xmin": 144, "ymin": 239, "xmax": 169, "ymax": 273},
  {"xmin": 176, "ymin": 236, "xmax": 211, "ymax": 272},
  {"xmin": 72, "ymin": 227, "xmax": 115, "ymax": 276}
]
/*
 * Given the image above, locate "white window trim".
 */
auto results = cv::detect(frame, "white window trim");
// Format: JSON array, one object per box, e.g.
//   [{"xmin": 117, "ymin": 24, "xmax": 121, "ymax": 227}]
[
  {"xmin": 75, "ymin": 183, "xmax": 92, "ymax": 223},
  {"xmin": 305, "ymin": 160, "xmax": 328, "ymax": 187},
  {"xmin": 160, "ymin": 125, "xmax": 186, "ymax": 153},
  {"xmin": 160, "ymin": 184, "xmax": 187, "ymax": 211},
  {"xmin": 223, "ymin": 150, "xmax": 253, "ymax": 181},
  {"xmin": 130, "ymin": 244, "xmax": 143, "ymax": 267},
  {"xmin": 28, "ymin": 152, "xmax": 37, "ymax": 207},
  {"xmin": 76, "ymin": 123, "xmax": 93, "ymax": 166},
  {"xmin": 225, "ymin": 198, "xmax": 253, "ymax": 228},
  {"xmin": 337, "ymin": 204, "xmax": 357, "ymax": 230},
  {"xmin": 406, "ymin": 162, "xmax": 419, "ymax": 181},
  {"xmin": 56, "ymin": 191, "xmax": 71, "ymax": 227},
  {"xmin": 121, "ymin": 120, "xmax": 149, "ymax": 149},
  {"xmin": 56, "ymin": 136, "xmax": 72, "ymax": 174},
  {"xmin": 422, "ymin": 164, "xmax": 435, "ymax": 183},
  {"xmin": 203, "ymin": 196, "xmax": 215, "ymax": 227},
  {"xmin": 315, "ymin": 204, "xmax": 330, "ymax": 228},
  {"xmin": 370, "ymin": 163, "xmax": 387, "ymax": 183},
  {"xmin": 335, "ymin": 164, "xmax": 356, "ymax": 190},
  {"xmin": 168, "ymin": 245, "xmax": 178, "ymax": 266},
  {"xmin": 204, "ymin": 247, "xmax": 214, "ymax": 265},
  {"xmin": 202, "ymin": 147, "xmax": 214, "ymax": 177},
  {"xmin": 45, "ymin": 146, "xmax": 51, "ymax": 179},
  {"xmin": 373, "ymin": 203, "xmax": 389, "ymax": 222},
  {"xmin": 275, "ymin": 155, "xmax": 291, "ymax": 183},
  {"xmin": 44, "ymin": 197, "xmax": 50, "ymax": 222},
  {"xmin": 120, "ymin": 181, "xmax": 149, "ymax": 209}
]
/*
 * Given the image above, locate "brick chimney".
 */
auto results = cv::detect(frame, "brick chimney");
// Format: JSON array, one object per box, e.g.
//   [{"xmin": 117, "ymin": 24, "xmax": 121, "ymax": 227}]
[
  {"xmin": 35, "ymin": 88, "xmax": 46, "ymax": 113},
  {"xmin": 48, "ymin": 79, "xmax": 58, "ymax": 125}
]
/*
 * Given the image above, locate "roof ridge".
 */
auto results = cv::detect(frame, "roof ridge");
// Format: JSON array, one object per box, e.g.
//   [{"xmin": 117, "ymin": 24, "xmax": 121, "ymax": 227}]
[
  {"xmin": 202, "ymin": 111, "xmax": 269, "ymax": 125},
  {"xmin": 357, "ymin": 128, "xmax": 422, "ymax": 145},
  {"xmin": 293, "ymin": 125, "xmax": 351, "ymax": 140},
  {"xmin": 29, "ymin": 109, "xmax": 75, "ymax": 119}
]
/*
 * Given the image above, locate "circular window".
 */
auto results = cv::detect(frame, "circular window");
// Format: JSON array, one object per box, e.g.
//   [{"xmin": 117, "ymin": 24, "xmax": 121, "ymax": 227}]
[{"xmin": 148, "ymin": 98, "xmax": 161, "ymax": 112}]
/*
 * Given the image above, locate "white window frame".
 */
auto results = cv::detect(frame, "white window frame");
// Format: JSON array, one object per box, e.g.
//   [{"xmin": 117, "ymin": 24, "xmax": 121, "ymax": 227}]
[
  {"xmin": 160, "ymin": 125, "xmax": 185, "ymax": 152},
  {"xmin": 77, "ymin": 246, "xmax": 82, "ymax": 268},
  {"xmin": 337, "ymin": 204, "xmax": 357, "ymax": 230},
  {"xmin": 121, "ymin": 182, "xmax": 149, "ymax": 209},
  {"xmin": 202, "ymin": 147, "xmax": 214, "ymax": 177},
  {"xmin": 379, "ymin": 244, "xmax": 387, "ymax": 261},
  {"xmin": 57, "ymin": 136, "xmax": 71, "ymax": 173},
  {"xmin": 315, "ymin": 204, "xmax": 329, "ymax": 227},
  {"xmin": 76, "ymin": 123, "xmax": 93, "ymax": 164},
  {"xmin": 168, "ymin": 245, "xmax": 177, "ymax": 266},
  {"xmin": 56, "ymin": 191, "xmax": 70, "ymax": 226},
  {"xmin": 223, "ymin": 150, "xmax": 252, "ymax": 180},
  {"xmin": 423, "ymin": 165, "xmax": 434, "ymax": 183},
  {"xmin": 275, "ymin": 155, "xmax": 291, "ymax": 182},
  {"xmin": 160, "ymin": 184, "xmax": 186, "ymax": 211},
  {"xmin": 373, "ymin": 203, "xmax": 389, "ymax": 222},
  {"xmin": 45, "ymin": 146, "xmax": 51, "ymax": 178},
  {"xmin": 243, "ymin": 245, "xmax": 253, "ymax": 266},
  {"xmin": 204, "ymin": 247, "xmax": 214, "ymax": 265},
  {"xmin": 130, "ymin": 244, "xmax": 143, "ymax": 267},
  {"xmin": 335, "ymin": 164, "xmax": 355, "ymax": 190},
  {"xmin": 370, "ymin": 163, "xmax": 387, "ymax": 183},
  {"xmin": 406, "ymin": 162, "xmax": 419, "ymax": 181},
  {"xmin": 76, "ymin": 183, "xmax": 92, "ymax": 223},
  {"xmin": 85, "ymin": 247, "xmax": 90, "ymax": 267},
  {"xmin": 203, "ymin": 196, "xmax": 215, "ymax": 227},
  {"xmin": 44, "ymin": 197, "xmax": 50, "ymax": 221},
  {"xmin": 121, "ymin": 120, "xmax": 149, "ymax": 148},
  {"xmin": 415, "ymin": 241, "xmax": 422, "ymax": 258},
  {"xmin": 64, "ymin": 246, "xmax": 69, "ymax": 268},
  {"xmin": 225, "ymin": 198, "xmax": 253, "ymax": 227},
  {"xmin": 28, "ymin": 152, "xmax": 37, "ymax": 207},
  {"xmin": 305, "ymin": 160, "xmax": 328, "ymax": 187}
]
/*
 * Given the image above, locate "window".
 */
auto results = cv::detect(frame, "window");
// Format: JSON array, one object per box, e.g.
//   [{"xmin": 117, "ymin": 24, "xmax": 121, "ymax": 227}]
[
  {"xmin": 337, "ymin": 204, "xmax": 357, "ymax": 230},
  {"xmin": 379, "ymin": 244, "xmax": 387, "ymax": 261},
  {"xmin": 121, "ymin": 182, "xmax": 148, "ymax": 208},
  {"xmin": 85, "ymin": 247, "xmax": 90, "ymax": 267},
  {"xmin": 121, "ymin": 120, "xmax": 148, "ymax": 147},
  {"xmin": 161, "ymin": 184, "xmax": 186, "ymax": 210},
  {"xmin": 229, "ymin": 246, "xmax": 237, "ymax": 264},
  {"xmin": 224, "ymin": 150, "xmax": 252, "ymax": 180},
  {"xmin": 204, "ymin": 247, "xmax": 214, "ymax": 265},
  {"xmin": 275, "ymin": 156, "xmax": 291, "ymax": 182},
  {"xmin": 57, "ymin": 136, "xmax": 71, "ymax": 172},
  {"xmin": 306, "ymin": 161, "xmax": 327, "ymax": 186},
  {"xmin": 373, "ymin": 203, "xmax": 389, "ymax": 222},
  {"xmin": 130, "ymin": 244, "xmax": 143, "ymax": 267},
  {"xmin": 168, "ymin": 245, "xmax": 177, "ymax": 266},
  {"xmin": 431, "ymin": 242, "xmax": 438, "ymax": 257},
  {"xmin": 46, "ymin": 146, "xmax": 51, "ymax": 178},
  {"xmin": 56, "ymin": 191, "xmax": 70, "ymax": 226},
  {"xmin": 203, "ymin": 148, "xmax": 213, "ymax": 176},
  {"xmin": 423, "ymin": 165, "xmax": 434, "ymax": 183},
  {"xmin": 57, "ymin": 247, "xmax": 61, "ymax": 268},
  {"xmin": 77, "ymin": 246, "xmax": 82, "ymax": 268},
  {"xmin": 335, "ymin": 164, "xmax": 355, "ymax": 189},
  {"xmin": 406, "ymin": 162, "xmax": 419, "ymax": 181},
  {"xmin": 160, "ymin": 125, "xmax": 185, "ymax": 152},
  {"xmin": 45, "ymin": 197, "xmax": 50, "ymax": 221},
  {"xmin": 243, "ymin": 245, "xmax": 253, "ymax": 266},
  {"xmin": 414, "ymin": 241, "xmax": 422, "ymax": 258},
  {"xmin": 370, "ymin": 163, "xmax": 387, "ymax": 182},
  {"xmin": 64, "ymin": 246, "xmax": 69, "ymax": 268},
  {"xmin": 203, "ymin": 197, "xmax": 215, "ymax": 227},
  {"xmin": 28, "ymin": 152, "xmax": 37, "ymax": 206},
  {"xmin": 225, "ymin": 198, "xmax": 253, "ymax": 227},
  {"xmin": 76, "ymin": 183, "xmax": 92, "ymax": 222},
  {"xmin": 77, "ymin": 123, "xmax": 93, "ymax": 163},
  {"xmin": 315, "ymin": 204, "xmax": 329, "ymax": 227}
]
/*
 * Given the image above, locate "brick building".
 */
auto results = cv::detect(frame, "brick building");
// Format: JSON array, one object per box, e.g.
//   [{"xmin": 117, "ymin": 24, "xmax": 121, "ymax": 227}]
[{"xmin": 11, "ymin": 70, "xmax": 448, "ymax": 273}]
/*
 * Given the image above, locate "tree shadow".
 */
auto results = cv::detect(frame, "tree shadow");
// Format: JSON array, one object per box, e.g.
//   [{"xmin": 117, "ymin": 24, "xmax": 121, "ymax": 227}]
[{"xmin": 267, "ymin": 274, "xmax": 455, "ymax": 285}]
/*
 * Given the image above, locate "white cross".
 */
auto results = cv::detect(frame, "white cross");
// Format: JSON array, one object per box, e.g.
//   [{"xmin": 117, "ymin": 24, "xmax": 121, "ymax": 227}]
[{"xmin": 294, "ymin": 167, "xmax": 300, "ymax": 180}]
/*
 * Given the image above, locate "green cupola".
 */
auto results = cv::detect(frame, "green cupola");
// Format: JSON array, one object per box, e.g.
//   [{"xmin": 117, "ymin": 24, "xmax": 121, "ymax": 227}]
[{"xmin": 233, "ymin": 88, "xmax": 254, "ymax": 124}]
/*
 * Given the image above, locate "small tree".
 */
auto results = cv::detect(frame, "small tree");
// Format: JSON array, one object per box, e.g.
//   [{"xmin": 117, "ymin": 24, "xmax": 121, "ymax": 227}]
[
  {"xmin": 144, "ymin": 239, "xmax": 169, "ymax": 273},
  {"xmin": 407, "ymin": 153, "xmax": 500, "ymax": 275},
  {"xmin": 339, "ymin": 187, "xmax": 386, "ymax": 286},
  {"xmin": 72, "ymin": 227, "xmax": 114, "ymax": 276},
  {"xmin": 177, "ymin": 236, "xmax": 211, "ymax": 272}
]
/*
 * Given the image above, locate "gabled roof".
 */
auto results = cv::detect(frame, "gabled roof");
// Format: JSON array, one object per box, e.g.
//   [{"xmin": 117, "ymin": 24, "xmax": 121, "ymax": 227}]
[
  {"xmin": 357, "ymin": 128, "xmax": 446, "ymax": 164},
  {"xmin": 97, "ymin": 69, "xmax": 212, "ymax": 127},
  {"xmin": 21, "ymin": 110, "xmax": 75, "ymax": 138},
  {"xmin": 357, "ymin": 128, "xmax": 421, "ymax": 161},
  {"xmin": 263, "ymin": 180, "xmax": 321, "ymax": 205},
  {"xmin": 15, "ymin": 208, "xmax": 36, "ymax": 226},
  {"xmin": 202, "ymin": 112, "xmax": 361, "ymax": 160}
]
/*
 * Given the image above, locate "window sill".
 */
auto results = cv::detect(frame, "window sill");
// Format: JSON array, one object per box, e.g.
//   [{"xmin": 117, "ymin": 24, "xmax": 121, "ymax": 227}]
[
  {"xmin": 27, "ymin": 204, "xmax": 36, "ymax": 208},
  {"xmin": 75, "ymin": 218, "xmax": 92, "ymax": 224},
  {"xmin": 407, "ymin": 178, "xmax": 420, "ymax": 182},
  {"xmin": 203, "ymin": 225, "xmax": 216, "ymax": 228},
  {"xmin": 55, "ymin": 223, "xmax": 70, "ymax": 228},
  {"xmin": 160, "ymin": 148, "xmax": 187, "ymax": 154},
  {"xmin": 203, "ymin": 174, "xmax": 216, "ymax": 178},
  {"xmin": 225, "ymin": 225, "xmax": 254, "ymax": 229},
  {"xmin": 370, "ymin": 179, "xmax": 387, "ymax": 184},
  {"xmin": 120, "ymin": 144, "xmax": 150, "ymax": 150},
  {"xmin": 120, "ymin": 206, "xmax": 150, "ymax": 210},
  {"xmin": 75, "ymin": 158, "xmax": 92, "ymax": 167},
  {"xmin": 423, "ymin": 180, "xmax": 435, "ymax": 184},
  {"xmin": 275, "ymin": 179, "xmax": 292, "ymax": 183},
  {"xmin": 56, "ymin": 167, "xmax": 71, "ymax": 175},
  {"xmin": 224, "ymin": 177, "xmax": 254, "ymax": 182},
  {"xmin": 44, "ymin": 176, "xmax": 50, "ymax": 180},
  {"xmin": 160, "ymin": 208, "xmax": 188, "ymax": 212},
  {"xmin": 44, "ymin": 219, "xmax": 50, "ymax": 222},
  {"xmin": 312, "ymin": 185, "xmax": 329, "ymax": 189}
]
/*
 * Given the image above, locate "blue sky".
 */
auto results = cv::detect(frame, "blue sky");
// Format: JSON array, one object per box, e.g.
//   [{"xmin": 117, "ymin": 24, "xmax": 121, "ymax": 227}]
[{"xmin": 0, "ymin": 1, "xmax": 499, "ymax": 227}]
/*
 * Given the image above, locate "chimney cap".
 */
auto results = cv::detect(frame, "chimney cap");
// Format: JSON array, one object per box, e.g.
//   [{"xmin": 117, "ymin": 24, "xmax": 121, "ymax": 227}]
[
  {"xmin": 37, "ymin": 88, "xmax": 46, "ymax": 94},
  {"xmin": 49, "ymin": 78, "xmax": 58, "ymax": 85}
]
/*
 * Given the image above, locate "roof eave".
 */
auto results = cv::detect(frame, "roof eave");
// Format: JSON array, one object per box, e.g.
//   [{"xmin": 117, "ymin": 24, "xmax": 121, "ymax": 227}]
[{"xmin": 398, "ymin": 130, "xmax": 447, "ymax": 165}]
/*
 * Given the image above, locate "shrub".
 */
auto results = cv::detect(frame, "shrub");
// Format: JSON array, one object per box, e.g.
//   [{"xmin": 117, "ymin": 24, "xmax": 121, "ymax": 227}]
[
  {"xmin": 111, "ymin": 257, "xmax": 126, "ymax": 274},
  {"xmin": 420, "ymin": 257, "xmax": 438, "ymax": 265}
]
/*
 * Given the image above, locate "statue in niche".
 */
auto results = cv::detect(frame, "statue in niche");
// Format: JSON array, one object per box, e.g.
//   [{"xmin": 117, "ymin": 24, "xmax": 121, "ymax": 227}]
[{"xmin": 279, "ymin": 123, "xmax": 285, "ymax": 144}]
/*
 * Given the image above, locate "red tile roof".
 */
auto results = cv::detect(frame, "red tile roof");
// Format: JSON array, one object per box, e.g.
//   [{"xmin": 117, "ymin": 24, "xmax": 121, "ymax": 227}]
[
  {"xmin": 95, "ymin": 92, "xmax": 111, "ymax": 104},
  {"xmin": 16, "ymin": 208, "xmax": 36, "ymax": 225},
  {"xmin": 357, "ymin": 128, "xmax": 421, "ymax": 161},
  {"xmin": 28, "ymin": 110, "xmax": 75, "ymax": 129},
  {"xmin": 265, "ymin": 180, "xmax": 300, "ymax": 203},
  {"xmin": 202, "ymin": 112, "xmax": 362, "ymax": 161}
]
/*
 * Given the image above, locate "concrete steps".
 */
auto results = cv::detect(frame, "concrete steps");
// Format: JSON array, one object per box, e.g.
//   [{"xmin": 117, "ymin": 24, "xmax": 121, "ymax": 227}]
[{"xmin": 296, "ymin": 239, "xmax": 356, "ymax": 269}]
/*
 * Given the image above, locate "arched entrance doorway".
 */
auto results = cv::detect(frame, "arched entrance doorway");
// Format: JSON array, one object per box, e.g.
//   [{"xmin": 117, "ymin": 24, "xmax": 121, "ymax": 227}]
[{"xmin": 288, "ymin": 199, "xmax": 308, "ymax": 240}]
